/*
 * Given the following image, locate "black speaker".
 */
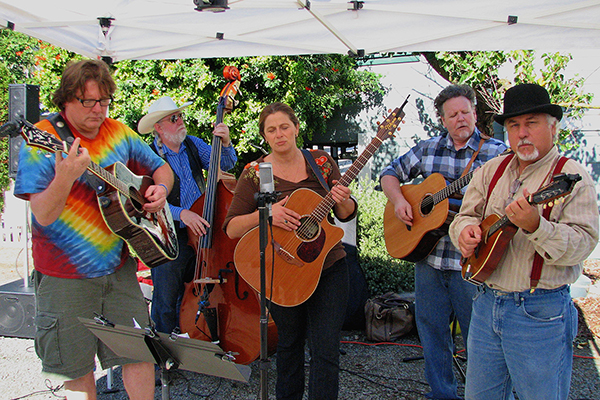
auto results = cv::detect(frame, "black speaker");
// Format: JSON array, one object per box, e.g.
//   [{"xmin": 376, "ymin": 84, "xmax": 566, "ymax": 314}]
[
  {"xmin": 0, "ymin": 279, "xmax": 36, "ymax": 339},
  {"xmin": 8, "ymin": 84, "xmax": 40, "ymax": 178}
]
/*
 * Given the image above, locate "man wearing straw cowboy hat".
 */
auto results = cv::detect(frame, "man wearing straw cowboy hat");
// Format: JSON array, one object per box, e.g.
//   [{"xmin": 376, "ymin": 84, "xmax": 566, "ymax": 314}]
[
  {"xmin": 450, "ymin": 83, "xmax": 598, "ymax": 399},
  {"xmin": 138, "ymin": 96, "xmax": 237, "ymax": 335}
]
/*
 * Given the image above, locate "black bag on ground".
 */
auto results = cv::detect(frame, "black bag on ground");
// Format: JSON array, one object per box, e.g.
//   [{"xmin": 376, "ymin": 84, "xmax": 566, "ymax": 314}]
[{"xmin": 364, "ymin": 292, "xmax": 414, "ymax": 342}]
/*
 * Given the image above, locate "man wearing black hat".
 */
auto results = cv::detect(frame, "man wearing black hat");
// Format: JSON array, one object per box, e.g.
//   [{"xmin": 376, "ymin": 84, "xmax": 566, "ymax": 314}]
[{"xmin": 449, "ymin": 83, "xmax": 599, "ymax": 399}]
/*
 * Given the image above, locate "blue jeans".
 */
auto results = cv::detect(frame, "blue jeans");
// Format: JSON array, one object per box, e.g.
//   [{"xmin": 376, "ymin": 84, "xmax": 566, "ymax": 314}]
[
  {"xmin": 150, "ymin": 229, "xmax": 196, "ymax": 334},
  {"xmin": 415, "ymin": 262, "xmax": 476, "ymax": 399},
  {"xmin": 465, "ymin": 284, "xmax": 577, "ymax": 400},
  {"xmin": 268, "ymin": 258, "xmax": 349, "ymax": 400}
]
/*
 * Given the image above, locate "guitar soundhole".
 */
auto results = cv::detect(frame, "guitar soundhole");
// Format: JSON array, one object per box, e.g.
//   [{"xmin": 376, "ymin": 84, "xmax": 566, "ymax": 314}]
[
  {"xmin": 296, "ymin": 216, "xmax": 320, "ymax": 241},
  {"xmin": 420, "ymin": 194, "xmax": 434, "ymax": 216},
  {"xmin": 128, "ymin": 186, "xmax": 144, "ymax": 213}
]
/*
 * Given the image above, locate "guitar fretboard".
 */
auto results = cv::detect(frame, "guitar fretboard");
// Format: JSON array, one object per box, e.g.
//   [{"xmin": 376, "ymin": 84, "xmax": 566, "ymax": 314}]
[
  {"xmin": 310, "ymin": 106, "xmax": 404, "ymax": 224},
  {"xmin": 22, "ymin": 122, "xmax": 137, "ymax": 203}
]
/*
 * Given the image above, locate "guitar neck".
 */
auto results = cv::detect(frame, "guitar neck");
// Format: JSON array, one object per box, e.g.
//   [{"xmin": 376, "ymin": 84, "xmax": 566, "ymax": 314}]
[
  {"xmin": 434, "ymin": 170, "xmax": 473, "ymax": 204},
  {"xmin": 87, "ymin": 161, "xmax": 131, "ymax": 198},
  {"xmin": 312, "ymin": 120, "xmax": 396, "ymax": 222},
  {"xmin": 23, "ymin": 122, "xmax": 132, "ymax": 198}
]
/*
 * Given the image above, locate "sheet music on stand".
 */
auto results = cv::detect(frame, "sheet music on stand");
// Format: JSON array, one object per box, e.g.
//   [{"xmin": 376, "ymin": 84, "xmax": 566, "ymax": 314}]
[{"xmin": 79, "ymin": 317, "xmax": 251, "ymax": 383}]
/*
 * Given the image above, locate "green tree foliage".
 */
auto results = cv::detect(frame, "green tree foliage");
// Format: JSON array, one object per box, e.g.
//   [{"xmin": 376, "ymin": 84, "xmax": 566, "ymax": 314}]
[
  {"xmin": 0, "ymin": 29, "xmax": 387, "ymax": 211},
  {"xmin": 424, "ymin": 51, "xmax": 594, "ymax": 145},
  {"xmin": 0, "ymin": 30, "xmax": 48, "ymax": 212},
  {"xmin": 112, "ymin": 55, "xmax": 387, "ymax": 172},
  {"xmin": 352, "ymin": 179, "xmax": 414, "ymax": 294}
]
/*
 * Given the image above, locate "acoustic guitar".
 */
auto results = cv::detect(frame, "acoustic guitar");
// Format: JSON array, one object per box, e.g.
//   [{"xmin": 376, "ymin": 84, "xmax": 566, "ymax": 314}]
[
  {"xmin": 18, "ymin": 120, "xmax": 178, "ymax": 268},
  {"xmin": 383, "ymin": 171, "xmax": 473, "ymax": 262},
  {"xmin": 461, "ymin": 173, "xmax": 581, "ymax": 285},
  {"xmin": 234, "ymin": 103, "xmax": 407, "ymax": 307}
]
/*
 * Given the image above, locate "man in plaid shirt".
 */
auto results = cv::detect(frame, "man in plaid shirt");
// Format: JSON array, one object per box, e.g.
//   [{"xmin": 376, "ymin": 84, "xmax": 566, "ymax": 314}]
[{"xmin": 380, "ymin": 84, "xmax": 507, "ymax": 400}]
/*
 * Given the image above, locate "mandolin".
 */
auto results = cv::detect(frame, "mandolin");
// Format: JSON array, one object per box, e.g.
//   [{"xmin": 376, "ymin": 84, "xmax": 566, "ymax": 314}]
[{"xmin": 461, "ymin": 173, "xmax": 581, "ymax": 285}]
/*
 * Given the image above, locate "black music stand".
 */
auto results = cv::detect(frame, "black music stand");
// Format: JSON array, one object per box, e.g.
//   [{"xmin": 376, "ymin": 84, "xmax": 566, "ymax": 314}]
[{"xmin": 79, "ymin": 317, "xmax": 251, "ymax": 400}]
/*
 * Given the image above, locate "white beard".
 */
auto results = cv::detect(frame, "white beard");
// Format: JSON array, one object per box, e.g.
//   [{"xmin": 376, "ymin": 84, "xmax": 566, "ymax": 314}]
[
  {"xmin": 516, "ymin": 139, "xmax": 540, "ymax": 161},
  {"xmin": 164, "ymin": 128, "xmax": 186, "ymax": 146}
]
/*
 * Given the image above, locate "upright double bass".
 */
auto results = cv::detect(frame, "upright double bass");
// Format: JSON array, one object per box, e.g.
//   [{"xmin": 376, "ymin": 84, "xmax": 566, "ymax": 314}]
[{"xmin": 179, "ymin": 66, "xmax": 277, "ymax": 365}]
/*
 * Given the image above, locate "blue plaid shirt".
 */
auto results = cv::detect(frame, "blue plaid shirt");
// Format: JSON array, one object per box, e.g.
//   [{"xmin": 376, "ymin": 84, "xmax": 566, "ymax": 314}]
[
  {"xmin": 155, "ymin": 135, "xmax": 237, "ymax": 227},
  {"xmin": 380, "ymin": 129, "xmax": 508, "ymax": 270}
]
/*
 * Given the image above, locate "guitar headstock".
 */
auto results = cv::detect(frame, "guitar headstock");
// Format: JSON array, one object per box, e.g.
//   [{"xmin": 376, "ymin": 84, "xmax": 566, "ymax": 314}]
[
  {"xmin": 530, "ymin": 173, "xmax": 581, "ymax": 207},
  {"xmin": 377, "ymin": 94, "xmax": 410, "ymax": 141},
  {"xmin": 19, "ymin": 120, "xmax": 66, "ymax": 154}
]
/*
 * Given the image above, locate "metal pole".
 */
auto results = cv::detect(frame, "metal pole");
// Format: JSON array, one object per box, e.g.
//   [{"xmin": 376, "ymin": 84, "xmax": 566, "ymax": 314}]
[
  {"xmin": 23, "ymin": 202, "xmax": 30, "ymax": 287},
  {"xmin": 258, "ymin": 200, "xmax": 269, "ymax": 400}
]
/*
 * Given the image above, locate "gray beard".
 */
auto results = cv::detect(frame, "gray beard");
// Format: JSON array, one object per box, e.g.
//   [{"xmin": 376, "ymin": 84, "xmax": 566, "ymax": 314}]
[
  {"xmin": 516, "ymin": 146, "xmax": 540, "ymax": 161},
  {"xmin": 164, "ymin": 129, "xmax": 186, "ymax": 146}
]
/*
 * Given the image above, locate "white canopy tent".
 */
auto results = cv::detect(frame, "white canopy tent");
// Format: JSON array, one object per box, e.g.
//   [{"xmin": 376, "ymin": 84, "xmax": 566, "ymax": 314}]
[{"xmin": 1, "ymin": 0, "xmax": 600, "ymax": 62}]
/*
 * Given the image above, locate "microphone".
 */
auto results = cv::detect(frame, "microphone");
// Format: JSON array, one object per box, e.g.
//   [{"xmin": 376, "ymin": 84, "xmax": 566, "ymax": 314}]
[
  {"xmin": 258, "ymin": 162, "xmax": 276, "ymax": 216},
  {"xmin": 0, "ymin": 120, "xmax": 23, "ymax": 137},
  {"xmin": 259, "ymin": 162, "xmax": 274, "ymax": 194}
]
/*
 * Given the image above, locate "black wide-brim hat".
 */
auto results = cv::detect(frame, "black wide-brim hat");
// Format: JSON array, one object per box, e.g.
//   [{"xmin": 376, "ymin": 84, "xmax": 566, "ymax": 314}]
[{"xmin": 494, "ymin": 83, "xmax": 563, "ymax": 125}]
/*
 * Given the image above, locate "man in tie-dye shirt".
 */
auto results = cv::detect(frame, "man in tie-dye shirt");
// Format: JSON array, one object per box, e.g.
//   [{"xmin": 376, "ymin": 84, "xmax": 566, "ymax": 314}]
[{"xmin": 14, "ymin": 59, "xmax": 173, "ymax": 399}]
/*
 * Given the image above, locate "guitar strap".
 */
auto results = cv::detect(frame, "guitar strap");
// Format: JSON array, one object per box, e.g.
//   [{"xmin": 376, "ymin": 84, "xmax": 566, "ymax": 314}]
[
  {"xmin": 460, "ymin": 135, "xmax": 486, "ymax": 178},
  {"xmin": 46, "ymin": 113, "xmax": 106, "ymax": 193},
  {"xmin": 448, "ymin": 136, "xmax": 486, "ymax": 208},
  {"xmin": 483, "ymin": 152, "xmax": 570, "ymax": 291},
  {"xmin": 301, "ymin": 149, "xmax": 330, "ymax": 191}
]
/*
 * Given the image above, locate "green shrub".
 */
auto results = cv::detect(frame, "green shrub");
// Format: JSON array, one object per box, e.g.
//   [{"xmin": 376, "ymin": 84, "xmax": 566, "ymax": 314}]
[{"xmin": 352, "ymin": 179, "xmax": 414, "ymax": 295}]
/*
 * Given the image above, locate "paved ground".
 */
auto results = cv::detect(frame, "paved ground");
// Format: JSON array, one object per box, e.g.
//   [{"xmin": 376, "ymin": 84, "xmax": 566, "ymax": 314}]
[{"xmin": 1, "ymin": 245, "xmax": 599, "ymax": 399}]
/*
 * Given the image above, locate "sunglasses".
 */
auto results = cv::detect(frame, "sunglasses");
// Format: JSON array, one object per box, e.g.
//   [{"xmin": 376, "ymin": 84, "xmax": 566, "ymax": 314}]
[{"xmin": 160, "ymin": 113, "xmax": 183, "ymax": 124}]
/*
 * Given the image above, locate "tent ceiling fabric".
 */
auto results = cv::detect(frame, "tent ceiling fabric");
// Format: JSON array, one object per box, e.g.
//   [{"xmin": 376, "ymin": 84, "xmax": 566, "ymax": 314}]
[{"xmin": 1, "ymin": 0, "xmax": 600, "ymax": 61}]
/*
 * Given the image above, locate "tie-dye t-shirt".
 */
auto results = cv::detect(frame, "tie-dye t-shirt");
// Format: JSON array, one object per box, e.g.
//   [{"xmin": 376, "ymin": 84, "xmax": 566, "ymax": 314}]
[{"xmin": 14, "ymin": 116, "xmax": 165, "ymax": 279}]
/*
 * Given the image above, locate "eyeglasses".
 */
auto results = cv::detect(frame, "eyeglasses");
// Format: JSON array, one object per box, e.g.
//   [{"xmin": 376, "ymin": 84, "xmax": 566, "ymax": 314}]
[
  {"xmin": 77, "ymin": 97, "xmax": 113, "ymax": 108},
  {"xmin": 504, "ymin": 178, "xmax": 522, "ymax": 208},
  {"xmin": 160, "ymin": 113, "xmax": 183, "ymax": 124}
]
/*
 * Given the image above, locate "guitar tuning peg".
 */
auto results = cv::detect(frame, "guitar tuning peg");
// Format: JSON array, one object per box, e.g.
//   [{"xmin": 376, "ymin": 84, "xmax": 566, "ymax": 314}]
[{"xmin": 548, "ymin": 201, "xmax": 554, "ymax": 207}]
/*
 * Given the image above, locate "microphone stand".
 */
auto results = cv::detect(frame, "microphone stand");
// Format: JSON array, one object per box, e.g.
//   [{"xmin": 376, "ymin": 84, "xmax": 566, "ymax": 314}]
[{"xmin": 256, "ymin": 190, "xmax": 278, "ymax": 400}]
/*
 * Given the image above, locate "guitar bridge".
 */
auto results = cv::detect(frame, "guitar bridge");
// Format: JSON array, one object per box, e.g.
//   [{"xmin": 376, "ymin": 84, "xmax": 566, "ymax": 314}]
[{"xmin": 273, "ymin": 242, "xmax": 304, "ymax": 267}]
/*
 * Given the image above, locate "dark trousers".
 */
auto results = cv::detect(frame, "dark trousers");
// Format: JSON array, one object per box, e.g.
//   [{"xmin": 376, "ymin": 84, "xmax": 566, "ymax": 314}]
[
  {"xmin": 150, "ymin": 228, "xmax": 195, "ymax": 334},
  {"xmin": 269, "ymin": 258, "xmax": 349, "ymax": 400}
]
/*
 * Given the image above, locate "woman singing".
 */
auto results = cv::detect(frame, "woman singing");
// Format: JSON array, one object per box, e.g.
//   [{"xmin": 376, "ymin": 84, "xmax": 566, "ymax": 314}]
[{"xmin": 224, "ymin": 102, "xmax": 357, "ymax": 399}]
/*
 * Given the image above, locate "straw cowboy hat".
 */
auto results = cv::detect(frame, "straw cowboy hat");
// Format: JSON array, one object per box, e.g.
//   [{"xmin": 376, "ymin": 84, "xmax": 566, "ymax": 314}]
[
  {"xmin": 494, "ymin": 83, "xmax": 563, "ymax": 125},
  {"xmin": 138, "ymin": 96, "xmax": 192, "ymax": 134}
]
